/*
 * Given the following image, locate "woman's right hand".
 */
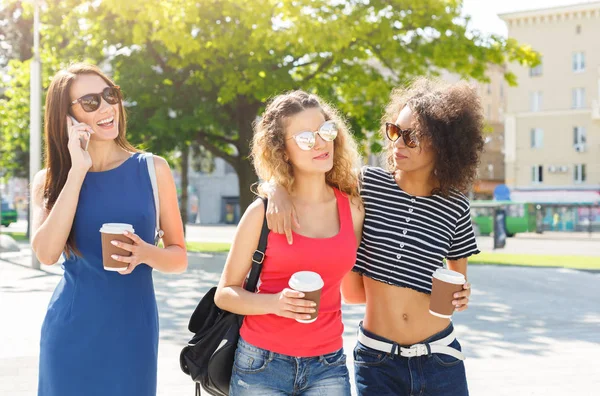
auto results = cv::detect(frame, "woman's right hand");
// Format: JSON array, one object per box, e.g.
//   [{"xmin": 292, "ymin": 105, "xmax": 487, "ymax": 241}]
[
  {"xmin": 264, "ymin": 182, "xmax": 300, "ymax": 244},
  {"xmin": 269, "ymin": 288, "xmax": 316, "ymax": 321},
  {"xmin": 66, "ymin": 116, "xmax": 93, "ymax": 173}
]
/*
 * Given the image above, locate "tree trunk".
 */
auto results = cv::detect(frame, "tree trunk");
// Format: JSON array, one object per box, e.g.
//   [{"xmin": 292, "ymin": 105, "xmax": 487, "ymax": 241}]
[
  {"xmin": 233, "ymin": 97, "xmax": 261, "ymax": 214},
  {"xmin": 180, "ymin": 144, "xmax": 189, "ymax": 237},
  {"xmin": 237, "ymin": 164, "xmax": 258, "ymax": 216}
]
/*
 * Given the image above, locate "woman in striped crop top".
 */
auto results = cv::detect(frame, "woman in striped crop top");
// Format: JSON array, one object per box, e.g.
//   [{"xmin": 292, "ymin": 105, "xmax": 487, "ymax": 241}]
[
  {"xmin": 267, "ymin": 78, "xmax": 484, "ymax": 396},
  {"xmin": 214, "ymin": 91, "xmax": 364, "ymax": 396}
]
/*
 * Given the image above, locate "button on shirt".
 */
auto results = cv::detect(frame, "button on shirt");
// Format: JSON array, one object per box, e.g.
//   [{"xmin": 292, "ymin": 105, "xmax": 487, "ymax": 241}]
[{"xmin": 354, "ymin": 166, "xmax": 480, "ymax": 294}]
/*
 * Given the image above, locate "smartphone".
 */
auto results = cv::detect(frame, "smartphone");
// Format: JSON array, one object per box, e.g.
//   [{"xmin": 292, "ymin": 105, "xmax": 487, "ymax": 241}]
[{"xmin": 68, "ymin": 115, "xmax": 90, "ymax": 151}]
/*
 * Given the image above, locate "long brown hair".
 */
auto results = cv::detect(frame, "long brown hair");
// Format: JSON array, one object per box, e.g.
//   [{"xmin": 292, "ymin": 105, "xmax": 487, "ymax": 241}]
[{"xmin": 43, "ymin": 63, "xmax": 137, "ymax": 257}]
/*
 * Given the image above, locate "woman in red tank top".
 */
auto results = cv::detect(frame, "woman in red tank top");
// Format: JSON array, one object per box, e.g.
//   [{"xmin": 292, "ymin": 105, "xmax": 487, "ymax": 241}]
[{"xmin": 215, "ymin": 90, "xmax": 364, "ymax": 395}]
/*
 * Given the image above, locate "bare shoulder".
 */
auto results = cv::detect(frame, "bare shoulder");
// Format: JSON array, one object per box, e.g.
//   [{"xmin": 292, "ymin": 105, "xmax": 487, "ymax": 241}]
[
  {"xmin": 242, "ymin": 198, "xmax": 267, "ymax": 225},
  {"xmin": 149, "ymin": 155, "xmax": 174, "ymax": 185},
  {"xmin": 33, "ymin": 169, "xmax": 47, "ymax": 186},
  {"xmin": 232, "ymin": 198, "xmax": 266, "ymax": 244},
  {"xmin": 31, "ymin": 169, "xmax": 48, "ymax": 201},
  {"xmin": 151, "ymin": 155, "xmax": 170, "ymax": 173},
  {"xmin": 151, "ymin": 155, "xmax": 169, "ymax": 168}
]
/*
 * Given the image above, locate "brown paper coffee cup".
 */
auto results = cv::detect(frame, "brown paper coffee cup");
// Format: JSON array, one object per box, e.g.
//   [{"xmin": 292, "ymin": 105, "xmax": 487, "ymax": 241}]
[
  {"xmin": 100, "ymin": 223, "xmax": 134, "ymax": 271},
  {"xmin": 429, "ymin": 268, "xmax": 466, "ymax": 318},
  {"xmin": 289, "ymin": 271, "xmax": 324, "ymax": 323}
]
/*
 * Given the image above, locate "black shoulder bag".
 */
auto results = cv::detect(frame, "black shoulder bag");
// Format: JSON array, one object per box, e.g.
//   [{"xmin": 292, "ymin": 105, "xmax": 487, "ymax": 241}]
[{"xmin": 180, "ymin": 198, "xmax": 269, "ymax": 396}]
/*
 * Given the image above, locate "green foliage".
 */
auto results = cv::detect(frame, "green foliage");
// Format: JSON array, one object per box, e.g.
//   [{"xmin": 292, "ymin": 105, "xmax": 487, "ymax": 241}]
[{"xmin": 0, "ymin": 0, "xmax": 540, "ymax": 210}]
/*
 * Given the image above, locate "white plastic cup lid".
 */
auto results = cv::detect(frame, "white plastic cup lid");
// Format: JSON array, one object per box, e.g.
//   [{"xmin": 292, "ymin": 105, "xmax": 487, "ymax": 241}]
[
  {"xmin": 288, "ymin": 271, "xmax": 324, "ymax": 292},
  {"xmin": 432, "ymin": 268, "xmax": 465, "ymax": 285},
  {"xmin": 99, "ymin": 223, "xmax": 135, "ymax": 234}
]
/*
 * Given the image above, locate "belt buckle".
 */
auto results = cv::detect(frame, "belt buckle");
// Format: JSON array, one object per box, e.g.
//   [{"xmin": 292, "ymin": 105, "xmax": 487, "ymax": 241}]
[{"xmin": 400, "ymin": 344, "xmax": 428, "ymax": 358}]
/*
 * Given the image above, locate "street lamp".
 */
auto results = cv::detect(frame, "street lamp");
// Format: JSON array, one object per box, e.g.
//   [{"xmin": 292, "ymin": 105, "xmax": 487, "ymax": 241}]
[{"xmin": 30, "ymin": 0, "xmax": 41, "ymax": 269}]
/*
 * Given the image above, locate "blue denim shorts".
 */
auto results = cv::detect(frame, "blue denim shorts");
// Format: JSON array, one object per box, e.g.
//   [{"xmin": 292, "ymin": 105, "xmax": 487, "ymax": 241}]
[
  {"xmin": 354, "ymin": 323, "xmax": 468, "ymax": 396},
  {"xmin": 229, "ymin": 337, "xmax": 351, "ymax": 395}
]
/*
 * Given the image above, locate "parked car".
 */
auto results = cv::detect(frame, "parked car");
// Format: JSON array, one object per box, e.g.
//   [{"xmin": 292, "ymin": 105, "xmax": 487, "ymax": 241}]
[{"xmin": 1, "ymin": 200, "xmax": 18, "ymax": 227}]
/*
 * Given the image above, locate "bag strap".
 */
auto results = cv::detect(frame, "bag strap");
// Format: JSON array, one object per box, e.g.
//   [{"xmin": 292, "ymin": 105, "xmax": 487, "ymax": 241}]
[
  {"xmin": 244, "ymin": 198, "xmax": 269, "ymax": 293},
  {"xmin": 145, "ymin": 153, "xmax": 164, "ymax": 245}
]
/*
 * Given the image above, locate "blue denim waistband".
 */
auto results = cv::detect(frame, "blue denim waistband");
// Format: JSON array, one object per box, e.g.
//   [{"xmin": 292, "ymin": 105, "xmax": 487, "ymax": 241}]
[
  {"xmin": 359, "ymin": 321, "xmax": 455, "ymax": 348},
  {"xmin": 238, "ymin": 336, "xmax": 343, "ymax": 361}
]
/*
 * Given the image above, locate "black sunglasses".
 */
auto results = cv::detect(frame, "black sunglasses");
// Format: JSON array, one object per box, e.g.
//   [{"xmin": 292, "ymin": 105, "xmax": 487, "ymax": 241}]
[
  {"xmin": 70, "ymin": 86, "xmax": 121, "ymax": 112},
  {"xmin": 385, "ymin": 122, "xmax": 419, "ymax": 148}
]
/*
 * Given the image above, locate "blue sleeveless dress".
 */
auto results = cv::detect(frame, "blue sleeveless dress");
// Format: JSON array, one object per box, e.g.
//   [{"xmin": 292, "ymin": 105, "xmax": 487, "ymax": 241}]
[{"xmin": 38, "ymin": 153, "xmax": 159, "ymax": 396}]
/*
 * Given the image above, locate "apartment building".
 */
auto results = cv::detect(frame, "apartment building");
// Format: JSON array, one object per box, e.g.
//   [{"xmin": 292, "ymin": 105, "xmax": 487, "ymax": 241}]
[
  {"xmin": 472, "ymin": 64, "xmax": 507, "ymax": 198},
  {"xmin": 499, "ymin": 2, "xmax": 600, "ymax": 204}
]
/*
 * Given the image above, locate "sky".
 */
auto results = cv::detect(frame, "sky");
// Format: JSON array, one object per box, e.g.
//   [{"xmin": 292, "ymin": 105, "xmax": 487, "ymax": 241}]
[{"xmin": 461, "ymin": 0, "xmax": 599, "ymax": 36}]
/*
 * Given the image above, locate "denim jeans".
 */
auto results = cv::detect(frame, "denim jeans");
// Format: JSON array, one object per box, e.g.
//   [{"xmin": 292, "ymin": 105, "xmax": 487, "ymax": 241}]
[
  {"xmin": 354, "ymin": 323, "xmax": 468, "ymax": 396},
  {"xmin": 229, "ymin": 337, "xmax": 351, "ymax": 396}
]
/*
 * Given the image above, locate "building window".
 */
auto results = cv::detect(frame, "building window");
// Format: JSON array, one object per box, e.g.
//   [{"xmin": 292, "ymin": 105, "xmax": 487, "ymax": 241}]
[
  {"xmin": 573, "ymin": 126, "xmax": 586, "ymax": 151},
  {"xmin": 530, "ymin": 128, "xmax": 543, "ymax": 148},
  {"xmin": 532, "ymin": 165, "xmax": 543, "ymax": 183},
  {"xmin": 574, "ymin": 164, "xmax": 586, "ymax": 183},
  {"xmin": 530, "ymin": 91, "xmax": 542, "ymax": 112},
  {"xmin": 572, "ymin": 88, "xmax": 585, "ymax": 108},
  {"xmin": 529, "ymin": 58, "xmax": 542, "ymax": 77},
  {"xmin": 576, "ymin": 25, "xmax": 581, "ymax": 34},
  {"xmin": 572, "ymin": 52, "xmax": 585, "ymax": 72},
  {"xmin": 487, "ymin": 84, "xmax": 491, "ymax": 94}
]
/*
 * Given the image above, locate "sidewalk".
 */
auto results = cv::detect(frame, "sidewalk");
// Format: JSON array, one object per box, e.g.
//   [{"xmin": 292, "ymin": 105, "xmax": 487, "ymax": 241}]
[{"xmin": 1, "ymin": 250, "xmax": 600, "ymax": 395}]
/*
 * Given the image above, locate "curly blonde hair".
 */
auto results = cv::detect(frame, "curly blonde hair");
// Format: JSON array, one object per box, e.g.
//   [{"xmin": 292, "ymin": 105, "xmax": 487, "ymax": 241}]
[
  {"xmin": 252, "ymin": 90, "xmax": 362, "ymax": 199},
  {"xmin": 381, "ymin": 78, "xmax": 484, "ymax": 196}
]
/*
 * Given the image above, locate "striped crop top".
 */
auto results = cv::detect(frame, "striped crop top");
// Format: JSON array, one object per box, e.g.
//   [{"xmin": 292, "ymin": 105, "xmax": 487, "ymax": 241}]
[{"xmin": 353, "ymin": 166, "xmax": 480, "ymax": 294}]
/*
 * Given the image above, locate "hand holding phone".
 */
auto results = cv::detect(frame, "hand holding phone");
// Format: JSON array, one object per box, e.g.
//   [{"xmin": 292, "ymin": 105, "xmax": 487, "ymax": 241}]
[
  {"xmin": 68, "ymin": 116, "xmax": 91, "ymax": 151},
  {"xmin": 66, "ymin": 116, "xmax": 94, "ymax": 173}
]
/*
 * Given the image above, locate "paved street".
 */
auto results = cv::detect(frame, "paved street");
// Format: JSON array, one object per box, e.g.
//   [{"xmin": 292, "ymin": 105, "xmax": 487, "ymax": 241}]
[{"xmin": 1, "ymin": 247, "xmax": 600, "ymax": 396}]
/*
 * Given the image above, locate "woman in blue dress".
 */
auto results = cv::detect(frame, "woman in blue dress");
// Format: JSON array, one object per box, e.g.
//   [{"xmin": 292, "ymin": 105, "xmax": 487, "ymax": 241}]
[{"xmin": 31, "ymin": 63, "xmax": 188, "ymax": 396}]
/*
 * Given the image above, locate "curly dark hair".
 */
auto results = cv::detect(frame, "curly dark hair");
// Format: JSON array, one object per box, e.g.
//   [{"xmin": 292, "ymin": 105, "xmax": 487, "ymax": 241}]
[{"xmin": 382, "ymin": 77, "xmax": 484, "ymax": 196}]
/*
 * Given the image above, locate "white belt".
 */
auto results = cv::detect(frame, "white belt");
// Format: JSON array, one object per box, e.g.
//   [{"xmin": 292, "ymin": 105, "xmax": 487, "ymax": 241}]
[{"xmin": 357, "ymin": 327, "xmax": 466, "ymax": 361}]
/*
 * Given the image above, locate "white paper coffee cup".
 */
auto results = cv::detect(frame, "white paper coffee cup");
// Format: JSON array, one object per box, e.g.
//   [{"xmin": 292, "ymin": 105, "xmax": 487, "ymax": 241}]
[
  {"xmin": 288, "ymin": 271, "xmax": 324, "ymax": 324},
  {"xmin": 429, "ymin": 268, "xmax": 466, "ymax": 318},
  {"xmin": 100, "ymin": 223, "xmax": 135, "ymax": 271}
]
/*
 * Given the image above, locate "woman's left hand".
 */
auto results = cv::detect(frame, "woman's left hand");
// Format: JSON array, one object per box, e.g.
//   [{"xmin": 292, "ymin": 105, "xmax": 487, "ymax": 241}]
[
  {"xmin": 452, "ymin": 282, "xmax": 471, "ymax": 312},
  {"xmin": 111, "ymin": 231, "xmax": 153, "ymax": 275}
]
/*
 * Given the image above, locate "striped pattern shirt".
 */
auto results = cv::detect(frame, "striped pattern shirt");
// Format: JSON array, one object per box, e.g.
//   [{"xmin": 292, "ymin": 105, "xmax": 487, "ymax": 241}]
[{"xmin": 354, "ymin": 166, "xmax": 480, "ymax": 294}]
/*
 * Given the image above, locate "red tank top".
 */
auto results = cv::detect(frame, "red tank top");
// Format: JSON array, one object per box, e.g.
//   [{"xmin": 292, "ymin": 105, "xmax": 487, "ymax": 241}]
[{"xmin": 240, "ymin": 188, "xmax": 357, "ymax": 357}]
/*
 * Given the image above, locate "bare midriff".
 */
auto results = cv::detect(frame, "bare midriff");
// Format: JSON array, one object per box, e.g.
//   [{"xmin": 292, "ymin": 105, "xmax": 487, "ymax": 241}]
[{"xmin": 362, "ymin": 277, "xmax": 451, "ymax": 345}]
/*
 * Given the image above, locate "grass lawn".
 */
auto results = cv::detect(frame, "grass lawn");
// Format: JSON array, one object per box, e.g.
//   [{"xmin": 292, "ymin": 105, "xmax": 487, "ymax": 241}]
[
  {"xmin": 186, "ymin": 241, "xmax": 232, "ymax": 253},
  {"xmin": 1, "ymin": 234, "xmax": 231, "ymax": 254},
  {"xmin": 3, "ymin": 233, "xmax": 597, "ymax": 271},
  {"xmin": 470, "ymin": 252, "xmax": 600, "ymax": 270},
  {"xmin": 184, "ymin": 242, "xmax": 600, "ymax": 271},
  {"xmin": 1, "ymin": 231, "xmax": 28, "ymax": 242}
]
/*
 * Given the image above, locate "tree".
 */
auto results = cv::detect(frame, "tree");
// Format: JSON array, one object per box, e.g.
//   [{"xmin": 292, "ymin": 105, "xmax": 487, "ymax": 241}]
[
  {"xmin": 110, "ymin": 42, "xmax": 212, "ymax": 230},
  {"xmin": 0, "ymin": 0, "xmax": 33, "ymax": 67},
  {"xmin": 101, "ymin": 0, "xmax": 538, "ymax": 212},
  {"xmin": 1, "ymin": 0, "xmax": 539, "ymax": 214},
  {"xmin": 0, "ymin": 1, "xmax": 33, "ymax": 179},
  {"xmin": 0, "ymin": 0, "xmax": 110, "ymax": 179}
]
